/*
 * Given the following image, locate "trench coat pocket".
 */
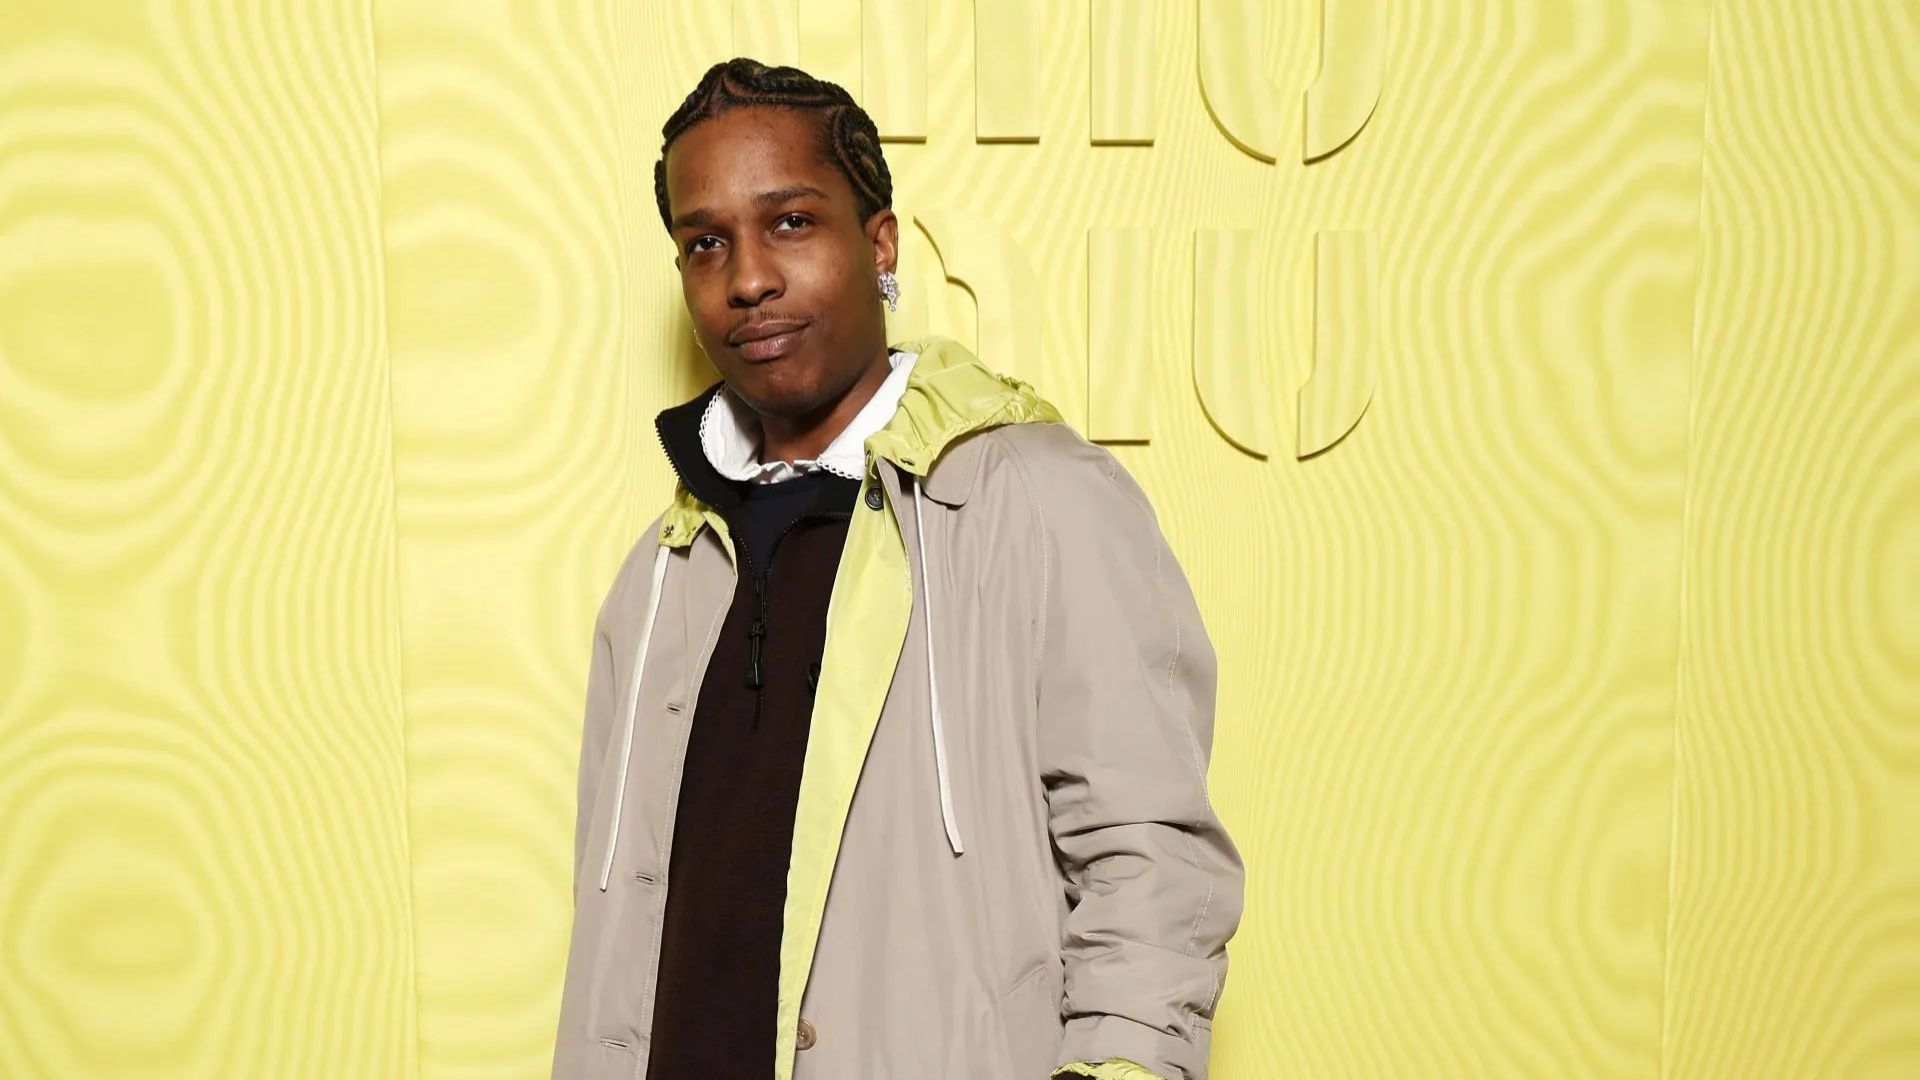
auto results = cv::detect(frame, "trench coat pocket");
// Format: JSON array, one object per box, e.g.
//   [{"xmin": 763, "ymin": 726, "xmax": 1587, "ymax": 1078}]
[{"xmin": 996, "ymin": 959, "xmax": 1066, "ymax": 1075}]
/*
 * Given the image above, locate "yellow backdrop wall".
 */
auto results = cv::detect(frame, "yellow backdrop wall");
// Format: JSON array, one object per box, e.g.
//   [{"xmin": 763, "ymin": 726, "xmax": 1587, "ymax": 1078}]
[{"xmin": 1, "ymin": 1, "xmax": 1913, "ymax": 1077}]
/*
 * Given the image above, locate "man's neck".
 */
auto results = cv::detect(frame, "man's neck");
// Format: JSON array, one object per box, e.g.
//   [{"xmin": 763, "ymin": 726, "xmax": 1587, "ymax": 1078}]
[{"xmin": 758, "ymin": 348, "xmax": 894, "ymax": 465}]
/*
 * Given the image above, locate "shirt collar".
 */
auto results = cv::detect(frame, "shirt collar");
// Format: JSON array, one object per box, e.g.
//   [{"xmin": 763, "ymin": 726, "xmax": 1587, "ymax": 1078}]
[{"xmin": 700, "ymin": 348, "xmax": 918, "ymax": 484}]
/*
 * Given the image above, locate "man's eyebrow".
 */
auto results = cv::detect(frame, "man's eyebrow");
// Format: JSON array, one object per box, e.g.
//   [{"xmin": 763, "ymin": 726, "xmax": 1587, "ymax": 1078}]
[
  {"xmin": 670, "ymin": 207, "xmax": 717, "ymax": 231},
  {"xmin": 754, "ymin": 184, "xmax": 830, "ymax": 207},
  {"xmin": 671, "ymin": 185, "xmax": 831, "ymax": 232}
]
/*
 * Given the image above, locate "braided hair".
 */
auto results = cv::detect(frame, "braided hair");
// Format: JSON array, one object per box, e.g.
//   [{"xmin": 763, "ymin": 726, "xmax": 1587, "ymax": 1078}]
[{"xmin": 654, "ymin": 57, "xmax": 892, "ymax": 233}]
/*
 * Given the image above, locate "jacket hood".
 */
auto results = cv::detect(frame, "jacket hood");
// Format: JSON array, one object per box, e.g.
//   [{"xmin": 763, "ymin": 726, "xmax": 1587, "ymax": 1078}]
[
  {"xmin": 653, "ymin": 334, "xmax": 1063, "ymax": 548},
  {"xmin": 863, "ymin": 334, "xmax": 1064, "ymax": 481}
]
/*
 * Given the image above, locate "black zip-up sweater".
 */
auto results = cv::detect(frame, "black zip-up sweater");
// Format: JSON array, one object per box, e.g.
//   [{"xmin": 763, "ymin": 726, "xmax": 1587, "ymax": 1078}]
[{"xmin": 643, "ymin": 384, "xmax": 860, "ymax": 1080}]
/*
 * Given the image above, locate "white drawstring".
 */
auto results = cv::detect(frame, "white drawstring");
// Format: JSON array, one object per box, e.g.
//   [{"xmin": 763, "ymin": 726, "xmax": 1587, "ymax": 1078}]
[
  {"xmin": 913, "ymin": 477, "xmax": 965, "ymax": 856},
  {"xmin": 598, "ymin": 543, "xmax": 672, "ymax": 891}
]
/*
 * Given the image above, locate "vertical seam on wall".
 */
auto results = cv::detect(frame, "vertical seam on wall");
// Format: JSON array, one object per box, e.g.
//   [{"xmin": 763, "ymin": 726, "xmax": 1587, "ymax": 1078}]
[
  {"xmin": 613, "ymin": 0, "xmax": 639, "ymax": 545},
  {"xmin": 1661, "ymin": 2, "xmax": 1722, "ymax": 1075},
  {"xmin": 361, "ymin": 0, "xmax": 424, "ymax": 1076}
]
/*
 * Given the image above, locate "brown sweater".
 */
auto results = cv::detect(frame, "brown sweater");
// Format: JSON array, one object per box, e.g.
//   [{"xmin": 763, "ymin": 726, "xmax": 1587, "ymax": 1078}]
[{"xmin": 642, "ymin": 468, "xmax": 859, "ymax": 1080}]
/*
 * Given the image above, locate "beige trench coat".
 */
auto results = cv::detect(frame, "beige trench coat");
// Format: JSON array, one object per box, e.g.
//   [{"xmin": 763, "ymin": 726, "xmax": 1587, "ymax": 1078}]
[{"xmin": 551, "ymin": 336, "xmax": 1244, "ymax": 1080}]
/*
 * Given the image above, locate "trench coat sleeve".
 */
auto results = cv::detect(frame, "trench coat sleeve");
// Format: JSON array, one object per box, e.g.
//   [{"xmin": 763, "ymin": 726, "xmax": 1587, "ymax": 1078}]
[{"xmin": 1020, "ymin": 437, "xmax": 1245, "ymax": 1080}]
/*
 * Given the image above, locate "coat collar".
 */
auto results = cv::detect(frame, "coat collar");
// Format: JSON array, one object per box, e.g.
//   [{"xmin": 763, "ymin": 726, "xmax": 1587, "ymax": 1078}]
[
  {"xmin": 696, "ymin": 348, "xmax": 917, "ymax": 485},
  {"xmin": 655, "ymin": 334, "xmax": 1063, "ymax": 547},
  {"xmin": 865, "ymin": 334, "xmax": 1063, "ymax": 502}
]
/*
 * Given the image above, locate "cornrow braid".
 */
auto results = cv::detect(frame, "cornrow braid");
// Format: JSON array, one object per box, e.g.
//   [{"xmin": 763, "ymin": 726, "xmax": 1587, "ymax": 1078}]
[{"xmin": 654, "ymin": 57, "xmax": 892, "ymax": 233}]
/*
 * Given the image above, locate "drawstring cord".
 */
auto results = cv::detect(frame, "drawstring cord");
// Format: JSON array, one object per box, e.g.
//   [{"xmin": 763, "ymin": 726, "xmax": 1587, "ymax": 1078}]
[
  {"xmin": 597, "ymin": 476, "xmax": 962, "ymax": 886},
  {"xmin": 913, "ymin": 477, "xmax": 966, "ymax": 856},
  {"xmin": 598, "ymin": 543, "xmax": 672, "ymax": 891}
]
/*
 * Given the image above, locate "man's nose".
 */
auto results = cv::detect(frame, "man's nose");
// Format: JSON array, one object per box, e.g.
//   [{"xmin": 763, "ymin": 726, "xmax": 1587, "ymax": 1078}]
[{"xmin": 728, "ymin": 240, "xmax": 782, "ymax": 307}]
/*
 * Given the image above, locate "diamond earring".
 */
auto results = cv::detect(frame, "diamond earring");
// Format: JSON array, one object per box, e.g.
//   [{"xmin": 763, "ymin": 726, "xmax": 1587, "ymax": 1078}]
[{"xmin": 878, "ymin": 269, "xmax": 900, "ymax": 313}]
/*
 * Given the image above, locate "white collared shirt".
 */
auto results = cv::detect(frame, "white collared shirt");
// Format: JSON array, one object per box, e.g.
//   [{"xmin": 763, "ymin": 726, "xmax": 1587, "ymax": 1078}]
[{"xmin": 699, "ymin": 348, "xmax": 918, "ymax": 484}]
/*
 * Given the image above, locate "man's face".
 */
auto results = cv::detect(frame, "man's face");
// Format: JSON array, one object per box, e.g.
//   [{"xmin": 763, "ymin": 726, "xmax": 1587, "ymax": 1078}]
[{"xmin": 665, "ymin": 105, "xmax": 898, "ymax": 420}]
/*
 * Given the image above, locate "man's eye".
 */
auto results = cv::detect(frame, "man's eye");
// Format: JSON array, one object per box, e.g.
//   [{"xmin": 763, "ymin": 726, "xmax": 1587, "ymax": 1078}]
[
  {"xmin": 775, "ymin": 214, "xmax": 809, "ymax": 231},
  {"xmin": 685, "ymin": 236, "xmax": 719, "ymax": 255}
]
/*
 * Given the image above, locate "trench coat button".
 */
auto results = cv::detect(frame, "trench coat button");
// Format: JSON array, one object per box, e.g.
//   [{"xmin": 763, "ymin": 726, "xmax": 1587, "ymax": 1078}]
[
  {"xmin": 865, "ymin": 487, "xmax": 884, "ymax": 510},
  {"xmin": 796, "ymin": 1018, "xmax": 817, "ymax": 1050}
]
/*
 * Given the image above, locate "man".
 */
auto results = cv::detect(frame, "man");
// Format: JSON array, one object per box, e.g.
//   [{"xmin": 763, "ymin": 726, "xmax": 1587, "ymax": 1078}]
[{"xmin": 551, "ymin": 57, "xmax": 1243, "ymax": 1080}]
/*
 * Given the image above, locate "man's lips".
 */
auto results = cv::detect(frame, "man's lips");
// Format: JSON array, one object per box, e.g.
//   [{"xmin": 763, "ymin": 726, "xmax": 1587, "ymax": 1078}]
[
  {"xmin": 729, "ymin": 316, "xmax": 809, "ymax": 344},
  {"xmin": 732, "ymin": 320, "xmax": 810, "ymax": 361}
]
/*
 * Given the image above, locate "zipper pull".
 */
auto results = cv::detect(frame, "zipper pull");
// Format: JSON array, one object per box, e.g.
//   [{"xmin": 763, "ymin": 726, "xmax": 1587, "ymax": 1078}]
[
  {"xmin": 745, "ymin": 569, "xmax": 768, "ymax": 690},
  {"xmin": 746, "ymin": 618, "xmax": 765, "ymax": 690}
]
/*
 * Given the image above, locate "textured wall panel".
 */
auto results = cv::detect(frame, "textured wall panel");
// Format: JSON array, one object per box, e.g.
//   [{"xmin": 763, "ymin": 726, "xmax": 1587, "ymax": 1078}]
[
  {"xmin": 865, "ymin": 0, "xmax": 929, "ymax": 140},
  {"xmin": 1303, "ymin": 0, "xmax": 1384, "ymax": 162},
  {"xmin": 1090, "ymin": 0, "xmax": 1154, "ymax": 145},
  {"xmin": 917, "ymin": 208, "xmax": 1044, "ymax": 389},
  {"xmin": 0, "ymin": 3, "xmax": 414, "ymax": 1076},
  {"xmin": 1198, "ymin": 0, "xmax": 1282, "ymax": 162},
  {"xmin": 973, "ymin": 0, "xmax": 1039, "ymax": 142},
  {"xmin": 1298, "ymin": 229, "xmax": 1376, "ymax": 458},
  {"xmin": 1193, "ymin": 2, "xmax": 1710, "ymax": 1069},
  {"xmin": 1193, "ymin": 229, "xmax": 1275, "ymax": 457},
  {"xmin": 1665, "ymin": 1, "xmax": 1920, "ymax": 1074},
  {"xmin": 372, "ymin": 2, "xmax": 632, "ymax": 1076}
]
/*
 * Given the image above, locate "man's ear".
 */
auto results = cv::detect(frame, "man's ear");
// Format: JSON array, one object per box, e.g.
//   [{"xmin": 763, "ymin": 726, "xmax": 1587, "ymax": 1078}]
[{"xmin": 867, "ymin": 209, "xmax": 900, "ymax": 274}]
